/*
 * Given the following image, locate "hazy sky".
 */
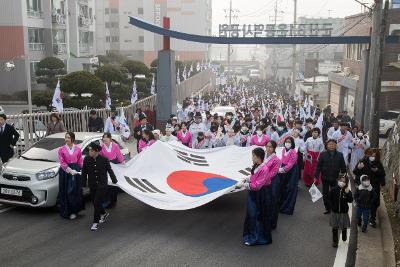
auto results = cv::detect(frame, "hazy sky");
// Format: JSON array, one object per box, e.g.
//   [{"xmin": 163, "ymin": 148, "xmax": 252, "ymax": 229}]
[{"xmin": 212, "ymin": 0, "xmax": 374, "ymax": 34}]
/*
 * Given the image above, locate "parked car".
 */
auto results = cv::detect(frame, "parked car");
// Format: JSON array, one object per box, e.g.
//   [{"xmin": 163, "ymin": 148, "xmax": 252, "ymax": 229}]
[
  {"xmin": 379, "ymin": 110, "xmax": 400, "ymax": 137},
  {"xmin": 0, "ymin": 132, "xmax": 130, "ymax": 208}
]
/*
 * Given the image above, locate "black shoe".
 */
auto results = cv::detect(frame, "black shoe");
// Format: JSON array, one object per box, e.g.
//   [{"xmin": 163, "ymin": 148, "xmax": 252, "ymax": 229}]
[
  {"xmin": 362, "ymin": 226, "xmax": 367, "ymax": 233},
  {"xmin": 342, "ymin": 230, "xmax": 347, "ymax": 242},
  {"xmin": 332, "ymin": 242, "xmax": 338, "ymax": 248},
  {"xmin": 324, "ymin": 210, "xmax": 331, "ymax": 215},
  {"xmin": 370, "ymin": 221, "xmax": 377, "ymax": 228},
  {"xmin": 357, "ymin": 220, "xmax": 362, "ymax": 227}
]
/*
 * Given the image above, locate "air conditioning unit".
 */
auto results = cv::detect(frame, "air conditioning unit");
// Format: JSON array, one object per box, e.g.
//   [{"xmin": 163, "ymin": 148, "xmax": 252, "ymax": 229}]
[{"xmin": 343, "ymin": 67, "xmax": 351, "ymax": 77}]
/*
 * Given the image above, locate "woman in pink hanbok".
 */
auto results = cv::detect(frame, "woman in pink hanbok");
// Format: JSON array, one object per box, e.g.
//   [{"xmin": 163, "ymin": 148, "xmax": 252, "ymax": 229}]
[
  {"xmin": 250, "ymin": 126, "xmax": 270, "ymax": 147},
  {"xmin": 138, "ymin": 129, "xmax": 156, "ymax": 153},
  {"xmin": 57, "ymin": 132, "xmax": 84, "ymax": 220},
  {"xmin": 176, "ymin": 122, "xmax": 192, "ymax": 148}
]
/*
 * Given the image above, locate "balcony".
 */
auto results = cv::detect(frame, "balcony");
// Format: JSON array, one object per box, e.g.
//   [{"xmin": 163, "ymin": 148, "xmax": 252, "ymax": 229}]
[
  {"xmin": 78, "ymin": 16, "xmax": 93, "ymax": 27},
  {"xmin": 29, "ymin": 43, "xmax": 45, "ymax": 51},
  {"xmin": 79, "ymin": 43, "xmax": 93, "ymax": 53},
  {"xmin": 53, "ymin": 43, "xmax": 67, "ymax": 55},
  {"xmin": 27, "ymin": 9, "xmax": 43, "ymax": 19},
  {"xmin": 52, "ymin": 14, "xmax": 66, "ymax": 26}
]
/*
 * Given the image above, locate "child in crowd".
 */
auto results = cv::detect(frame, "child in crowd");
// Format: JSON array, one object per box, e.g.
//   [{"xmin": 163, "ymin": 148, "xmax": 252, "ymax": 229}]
[
  {"xmin": 329, "ymin": 174, "xmax": 353, "ymax": 247},
  {"xmin": 354, "ymin": 175, "xmax": 377, "ymax": 233}
]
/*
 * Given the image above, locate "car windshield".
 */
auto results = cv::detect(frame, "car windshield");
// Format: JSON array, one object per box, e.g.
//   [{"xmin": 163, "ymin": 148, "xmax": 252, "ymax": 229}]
[
  {"xmin": 21, "ymin": 138, "xmax": 83, "ymax": 162},
  {"xmin": 381, "ymin": 111, "xmax": 400, "ymax": 120}
]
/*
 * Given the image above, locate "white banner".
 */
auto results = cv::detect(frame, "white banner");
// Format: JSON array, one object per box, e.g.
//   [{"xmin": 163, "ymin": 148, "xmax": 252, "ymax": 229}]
[{"xmin": 111, "ymin": 141, "xmax": 261, "ymax": 210}]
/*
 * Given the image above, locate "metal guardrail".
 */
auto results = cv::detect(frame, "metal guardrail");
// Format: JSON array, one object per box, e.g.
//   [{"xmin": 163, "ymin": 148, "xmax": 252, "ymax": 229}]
[{"xmin": 7, "ymin": 70, "xmax": 216, "ymax": 156}]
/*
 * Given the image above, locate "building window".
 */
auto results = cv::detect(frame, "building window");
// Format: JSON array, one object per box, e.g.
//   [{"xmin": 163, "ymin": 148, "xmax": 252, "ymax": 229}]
[
  {"xmin": 105, "ymin": 8, "xmax": 109, "ymax": 15},
  {"xmin": 28, "ymin": 28, "xmax": 44, "ymax": 43},
  {"xmin": 30, "ymin": 61, "xmax": 40, "ymax": 77},
  {"xmin": 106, "ymin": 36, "xmax": 111, "ymax": 43},
  {"xmin": 138, "ymin": 36, "xmax": 144, "ymax": 43},
  {"xmin": 27, "ymin": 0, "xmax": 42, "ymax": 17},
  {"xmin": 111, "ymin": 8, "xmax": 118, "ymax": 14},
  {"xmin": 124, "ymin": 40, "xmax": 132, "ymax": 43},
  {"xmin": 138, "ymin": 8, "xmax": 144, "ymax": 15},
  {"xmin": 111, "ymin": 36, "xmax": 119, "ymax": 42},
  {"xmin": 105, "ymin": 22, "xmax": 110, "ymax": 28}
]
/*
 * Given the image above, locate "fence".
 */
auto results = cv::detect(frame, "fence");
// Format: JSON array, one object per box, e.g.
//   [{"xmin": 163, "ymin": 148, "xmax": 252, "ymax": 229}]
[
  {"xmin": 7, "ymin": 70, "xmax": 216, "ymax": 156},
  {"xmin": 382, "ymin": 117, "xmax": 400, "ymax": 197}
]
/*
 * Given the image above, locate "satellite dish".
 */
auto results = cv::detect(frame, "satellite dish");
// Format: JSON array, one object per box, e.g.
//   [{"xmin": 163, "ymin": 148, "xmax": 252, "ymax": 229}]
[{"xmin": 5, "ymin": 61, "xmax": 15, "ymax": 72}]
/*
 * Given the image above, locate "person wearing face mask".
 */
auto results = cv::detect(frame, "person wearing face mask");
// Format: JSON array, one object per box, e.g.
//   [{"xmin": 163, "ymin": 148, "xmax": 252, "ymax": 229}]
[
  {"xmin": 189, "ymin": 112, "xmax": 207, "ymax": 141},
  {"xmin": 353, "ymin": 148, "xmax": 385, "ymax": 228},
  {"xmin": 354, "ymin": 175, "xmax": 378, "ymax": 233},
  {"xmin": 331, "ymin": 122, "xmax": 353, "ymax": 166},
  {"xmin": 192, "ymin": 132, "xmax": 208, "ymax": 149},
  {"xmin": 278, "ymin": 137, "xmax": 299, "ymax": 216},
  {"xmin": 314, "ymin": 139, "xmax": 347, "ymax": 214},
  {"xmin": 239, "ymin": 123, "xmax": 251, "ymax": 147},
  {"xmin": 303, "ymin": 128, "xmax": 325, "ymax": 187},
  {"xmin": 329, "ymin": 174, "xmax": 353, "ymax": 247},
  {"xmin": 303, "ymin": 118, "xmax": 315, "ymax": 141},
  {"xmin": 276, "ymin": 121, "xmax": 288, "ymax": 137},
  {"xmin": 237, "ymin": 145, "xmax": 280, "ymax": 246},
  {"xmin": 250, "ymin": 126, "xmax": 270, "ymax": 147},
  {"xmin": 349, "ymin": 131, "xmax": 370, "ymax": 172}
]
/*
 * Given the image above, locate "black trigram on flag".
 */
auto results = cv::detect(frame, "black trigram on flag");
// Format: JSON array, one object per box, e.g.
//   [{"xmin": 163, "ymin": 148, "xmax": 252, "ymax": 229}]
[
  {"xmin": 238, "ymin": 167, "xmax": 252, "ymax": 176},
  {"xmin": 174, "ymin": 150, "xmax": 209, "ymax": 166},
  {"xmin": 124, "ymin": 176, "xmax": 166, "ymax": 194}
]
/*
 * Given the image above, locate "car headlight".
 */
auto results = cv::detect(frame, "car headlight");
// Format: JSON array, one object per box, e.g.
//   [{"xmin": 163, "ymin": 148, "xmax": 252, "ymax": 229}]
[{"xmin": 36, "ymin": 167, "xmax": 59, "ymax": 181}]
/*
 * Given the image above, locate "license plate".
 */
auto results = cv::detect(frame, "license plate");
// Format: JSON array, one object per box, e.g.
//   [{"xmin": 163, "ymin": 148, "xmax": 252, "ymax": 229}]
[{"xmin": 1, "ymin": 188, "xmax": 23, "ymax": 196}]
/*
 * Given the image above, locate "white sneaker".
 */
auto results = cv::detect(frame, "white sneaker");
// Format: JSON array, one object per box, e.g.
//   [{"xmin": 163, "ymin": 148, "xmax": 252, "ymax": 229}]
[
  {"xmin": 244, "ymin": 242, "xmax": 251, "ymax": 246},
  {"xmin": 99, "ymin": 212, "xmax": 109, "ymax": 224},
  {"xmin": 91, "ymin": 223, "xmax": 99, "ymax": 231},
  {"xmin": 69, "ymin": 214, "xmax": 77, "ymax": 220}
]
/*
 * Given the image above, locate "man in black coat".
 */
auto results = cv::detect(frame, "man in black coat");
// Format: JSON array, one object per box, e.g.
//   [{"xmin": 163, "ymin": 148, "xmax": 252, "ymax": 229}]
[
  {"xmin": 88, "ymin": 110, "xmax": 104, "ymax": 132},
  {"xmin": 82, "ymin": 142, "xmax": 118, "ymax": 231},
  {"xmin": 0, "ymin": 114, "xmax": 20, "ymax": 163},
  {"xmin": 314, "ymin": 139, "xmax": 346, "ymax": 214}
]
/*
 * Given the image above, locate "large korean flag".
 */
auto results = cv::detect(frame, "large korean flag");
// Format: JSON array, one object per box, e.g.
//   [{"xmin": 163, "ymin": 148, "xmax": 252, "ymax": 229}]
[{"xmin": 111, "ymin": 141, "xmax": 255, "ymax": 210}]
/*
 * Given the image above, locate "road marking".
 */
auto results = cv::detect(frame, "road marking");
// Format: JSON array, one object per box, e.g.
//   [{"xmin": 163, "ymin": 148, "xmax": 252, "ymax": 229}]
[{"xmin": 333, "ymin": 203, "xmax": 352, "ymax": 267}]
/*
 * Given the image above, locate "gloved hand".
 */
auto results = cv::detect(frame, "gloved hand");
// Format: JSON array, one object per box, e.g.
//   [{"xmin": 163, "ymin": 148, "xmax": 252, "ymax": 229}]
[
  {"xmin": 112, "ymin": 179, "xmax": 118, "ymax": 184},
  {"xmin": 70, "ymin": 170, "xmax": 78, "ymax": 176},
  {"xmin": 236, "ymin": 181, "xmax": 245, "ymax": 188},
  {"xmin": 279, "ymin": 167, "xmax": 285, "ymax": 174}
]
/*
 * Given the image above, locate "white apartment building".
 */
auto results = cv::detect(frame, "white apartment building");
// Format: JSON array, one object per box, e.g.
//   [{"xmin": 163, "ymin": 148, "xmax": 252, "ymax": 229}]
[{"xmin": 0, "ymin": 0, "xmax": 96, "ymax": 96}]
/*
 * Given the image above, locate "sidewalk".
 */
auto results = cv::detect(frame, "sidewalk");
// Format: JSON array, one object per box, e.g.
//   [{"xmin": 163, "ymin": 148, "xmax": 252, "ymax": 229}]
[{"xmin": 355, "ymin": 193, "xmax": 396, "ymax": 267}]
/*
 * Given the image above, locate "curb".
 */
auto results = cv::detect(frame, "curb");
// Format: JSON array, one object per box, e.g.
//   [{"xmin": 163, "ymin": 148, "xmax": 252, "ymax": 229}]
[{"xmin": 378, "ymin": 193, "xmax": 396, "ymax": 267}]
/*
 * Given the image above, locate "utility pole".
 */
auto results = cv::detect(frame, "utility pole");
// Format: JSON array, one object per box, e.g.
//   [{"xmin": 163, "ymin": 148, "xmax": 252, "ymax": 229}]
[
  {"xmin": 368, "ymin": 0, "xmax": 389, "ymax": 147},
  {"xmin": 227, "ymin": 0, "xmax": 232, "ymax": 86},
  {"xmin": 291, "ymin": 0, "xmax": 298, "ymax": 96}
]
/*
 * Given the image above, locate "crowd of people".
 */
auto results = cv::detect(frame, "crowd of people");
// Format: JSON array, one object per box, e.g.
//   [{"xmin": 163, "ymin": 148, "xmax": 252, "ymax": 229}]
[{"xmin": 0, "ymin": 78, "xmax": 386, "ymax": 244}]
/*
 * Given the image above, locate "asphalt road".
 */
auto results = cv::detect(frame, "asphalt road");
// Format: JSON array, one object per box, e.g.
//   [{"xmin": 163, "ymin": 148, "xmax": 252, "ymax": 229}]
[{"xmin": 0, "ymin": 184, "xmax": 337, "ymax": 267}]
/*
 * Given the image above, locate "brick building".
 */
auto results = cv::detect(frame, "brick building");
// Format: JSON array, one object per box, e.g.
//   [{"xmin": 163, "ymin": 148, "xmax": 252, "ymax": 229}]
[{"xmin": 328, "ymin": 9, "xmax": 400, "ymax": 129}]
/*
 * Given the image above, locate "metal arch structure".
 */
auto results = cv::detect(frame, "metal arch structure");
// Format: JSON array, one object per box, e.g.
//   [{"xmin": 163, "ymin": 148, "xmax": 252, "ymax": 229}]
[{"xmin": 129, "ymin": 16, "xmax": 400, "ymax": 45}]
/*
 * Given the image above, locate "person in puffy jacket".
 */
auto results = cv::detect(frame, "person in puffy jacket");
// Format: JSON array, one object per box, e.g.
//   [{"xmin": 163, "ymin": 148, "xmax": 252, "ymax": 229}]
[{"xmin": 354, "ymin": 175, "xmax": 378, "ymax": 233}]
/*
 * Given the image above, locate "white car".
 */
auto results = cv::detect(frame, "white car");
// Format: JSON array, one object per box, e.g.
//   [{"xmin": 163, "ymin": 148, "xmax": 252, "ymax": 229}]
[
  {"xmin": 0, "ymin": 133, "xmax": 130, "ymax": 208},
  {"xmin": 211, "ymin": 106, "xmax": 236, "ymax": 117},
  {"xmin": 379, "ymin": 110, "xmax": 400, "ymax": 137}
]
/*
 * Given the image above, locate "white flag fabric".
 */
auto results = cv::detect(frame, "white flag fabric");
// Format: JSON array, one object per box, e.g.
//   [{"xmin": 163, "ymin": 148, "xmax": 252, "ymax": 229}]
[
  {"xmin": 105, "ymin": 82, "xmax": 112, "ymax": 110},
  {"xmin": 111, "ymin": 141, "xmax": 287, "ymax": 210},
  {"xmin": 182, "ymin": 66, "xmax": 187, "ymax": 80},
  {"xmin": 131, "ymin": 81, "xmax": 138, "ymax": 104},
  {"xmin": 52, "ymin": 80, "xmax": 63, "ymax": 113},
  {"xmin": 309, "ymin": 183, "xmax": 323, "ymax": 203},
  {"xmin": 196, "ymin": 62, "xmax": 201, "ymax": 72},
  {"xmin": 177, "ymin": 68, "xmax": 181, "ymax": 85},
  {"xmin": 150, "ymin": 76, "xmax": 156, "ymax": 95},
  {"xmin": 118, "ymin": 108, "xmax": 131, "ymax": 139}
]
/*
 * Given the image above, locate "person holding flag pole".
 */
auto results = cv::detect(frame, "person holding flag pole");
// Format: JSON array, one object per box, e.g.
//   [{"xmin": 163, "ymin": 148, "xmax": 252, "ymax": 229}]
[
  {"xmin": 131, "ymin": 80, "xmax": 138, "ymax": 104},
  {"xmin": 150, "ymin": 76, "xmax": 156, "ymax": 95}
]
